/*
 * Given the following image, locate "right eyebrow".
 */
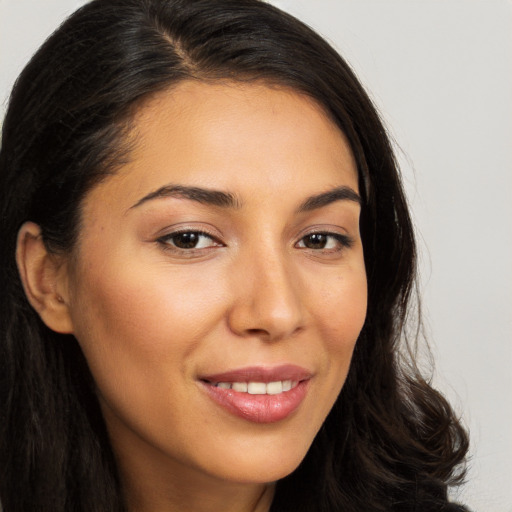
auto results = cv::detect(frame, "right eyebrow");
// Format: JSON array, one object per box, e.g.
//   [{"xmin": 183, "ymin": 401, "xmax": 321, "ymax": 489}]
[{"xmin": 129, "ymin": 184, "xmax": 242, "ymax": 210}]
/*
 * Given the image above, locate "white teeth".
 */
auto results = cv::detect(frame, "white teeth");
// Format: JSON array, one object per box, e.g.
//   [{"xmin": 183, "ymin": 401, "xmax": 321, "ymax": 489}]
[
  {"xmin": 248, "ymin": 382, "xmax": 267, "ymax": 394},
  {"xmin": 214, "ymin": 380, "xmax": 298, "ymax": 395},
  {"xmin": 282, "ymin": 380, "xmax": 292, "ymax": 392},
  {"xmin": 232, "ymin": 382, "xmax": 248, "ymax": 392},
  {"xmin": 266, "ymin": 381, "xmax": 283, "ymax": 395}
]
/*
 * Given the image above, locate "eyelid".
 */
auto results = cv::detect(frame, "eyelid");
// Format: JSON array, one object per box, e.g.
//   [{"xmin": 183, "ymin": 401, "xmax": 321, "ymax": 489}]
[{"xmin": 154, "ymin": 222, "xmax": 223, "ymax": 241}]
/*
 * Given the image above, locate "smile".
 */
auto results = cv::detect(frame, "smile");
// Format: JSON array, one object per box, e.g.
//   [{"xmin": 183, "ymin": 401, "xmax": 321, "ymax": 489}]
[{"xmin": 200, "ymin": 365, "xmax": 311, "ymax": 423}]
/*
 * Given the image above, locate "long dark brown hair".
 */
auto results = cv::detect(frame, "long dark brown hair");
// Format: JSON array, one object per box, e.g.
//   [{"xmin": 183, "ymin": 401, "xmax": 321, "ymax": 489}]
[{"xmin": 0, "ymin": 1, "xmax": 468, "ymax": 511}]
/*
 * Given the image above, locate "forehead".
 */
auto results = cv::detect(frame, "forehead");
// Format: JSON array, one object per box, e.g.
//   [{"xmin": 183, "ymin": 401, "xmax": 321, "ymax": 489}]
[{"xmin": 82, "ymin": 81, "xmax": 359, "ymax": 215}]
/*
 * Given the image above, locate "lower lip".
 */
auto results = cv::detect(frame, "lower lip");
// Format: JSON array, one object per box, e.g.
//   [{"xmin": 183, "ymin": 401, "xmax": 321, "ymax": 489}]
[{"xmin": 201, "ymin": 380, "xmax": 309, "ymax": 423}]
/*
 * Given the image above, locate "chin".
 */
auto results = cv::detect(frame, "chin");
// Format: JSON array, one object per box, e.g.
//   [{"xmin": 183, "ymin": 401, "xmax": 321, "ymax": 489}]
[{"xmin": 203, "ymin": 439, "xmax": 311, "ymax": 485}]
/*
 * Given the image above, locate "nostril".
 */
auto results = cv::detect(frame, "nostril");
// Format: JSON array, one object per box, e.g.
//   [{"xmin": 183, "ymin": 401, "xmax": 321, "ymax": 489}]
[{"xmin": 247, "ymin": 328, "xmax": 269, "ymax": 336}]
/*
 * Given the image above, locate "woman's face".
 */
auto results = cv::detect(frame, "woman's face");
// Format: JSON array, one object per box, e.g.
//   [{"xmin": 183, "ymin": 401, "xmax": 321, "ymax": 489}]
[{"xmin": 62, "ymin": 82, "xmax": 367, "ymax": 488}]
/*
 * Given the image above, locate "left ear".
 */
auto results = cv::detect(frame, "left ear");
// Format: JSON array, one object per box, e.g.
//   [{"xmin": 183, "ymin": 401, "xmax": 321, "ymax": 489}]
[{"xmin": 15, "ymin": 222, "xmax": 74, "ymax": 334}]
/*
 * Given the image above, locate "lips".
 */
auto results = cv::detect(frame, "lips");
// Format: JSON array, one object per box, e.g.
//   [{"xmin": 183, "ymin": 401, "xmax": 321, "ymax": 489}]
[{"xmin": 199, "ymin": 365, "xmax": 312, "ymax": 423}]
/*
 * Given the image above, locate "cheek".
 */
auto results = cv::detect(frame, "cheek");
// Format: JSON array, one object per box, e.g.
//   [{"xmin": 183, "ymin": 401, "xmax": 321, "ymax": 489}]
[
  {"xmin": 291, "ymin": 263, "xmax": 366, "ymax": 444},
  {"xmin": 71, "ymin": 257, "xmax": 226, "ymax": 358},
  {"xmin": 67, "ymin": 260, "xmax": 230, "ymax": 436},
  {"xmin": 318, "ymin": 266, "xmax": 367, "ymax": 335},
  {"xmin": 312, "ymin": 264, "xmax": 367, "ymax": 374}
]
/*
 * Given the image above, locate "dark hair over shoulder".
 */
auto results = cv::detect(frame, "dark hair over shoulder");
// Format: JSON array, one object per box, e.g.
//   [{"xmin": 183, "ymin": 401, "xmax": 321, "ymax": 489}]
[{"xmin": 0, "ymin": 1, "xmax": 468, "ymax": 511}]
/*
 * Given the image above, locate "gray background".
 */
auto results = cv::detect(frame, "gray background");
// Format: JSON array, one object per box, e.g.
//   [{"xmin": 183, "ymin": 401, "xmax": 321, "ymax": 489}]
[{"xmin": 1, "ymin": 1, "xmax": 511, "ymax": 510}]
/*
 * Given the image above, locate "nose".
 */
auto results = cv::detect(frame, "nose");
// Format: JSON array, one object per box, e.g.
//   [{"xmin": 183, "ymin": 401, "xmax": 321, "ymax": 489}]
[{"xmin": 227, "ymin": 248, "xmax": 305, "ymax": 342}]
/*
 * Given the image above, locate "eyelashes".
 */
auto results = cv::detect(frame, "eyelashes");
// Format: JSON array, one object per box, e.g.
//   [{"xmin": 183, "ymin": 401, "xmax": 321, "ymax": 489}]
[
  {"xmin": 295, "ymin": 232, "xmax": 353, "ymax": 251},
  {"xmin": 159, "ymin": 230, "xmax": 222, "ymax": 250},
  {"xmin": 156, "ymin": 228, "xmax": 354, "ymax": 257}
]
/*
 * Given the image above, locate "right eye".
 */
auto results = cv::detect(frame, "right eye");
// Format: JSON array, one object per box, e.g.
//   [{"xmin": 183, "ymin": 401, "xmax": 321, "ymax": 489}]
[{"xmin": 157, "ymin": 230, "xmax": 222, "ymax": 251}]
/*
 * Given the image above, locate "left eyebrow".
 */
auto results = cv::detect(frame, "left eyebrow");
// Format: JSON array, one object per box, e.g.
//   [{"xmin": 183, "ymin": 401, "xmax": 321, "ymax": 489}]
[{"xmin": 297, "ymin": 186, "xmax": 361, "ymax": 212}]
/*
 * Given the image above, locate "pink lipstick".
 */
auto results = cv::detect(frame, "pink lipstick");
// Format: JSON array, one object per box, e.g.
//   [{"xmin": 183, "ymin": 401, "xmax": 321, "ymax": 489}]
[{"xmin": 199, "ymin": 365, "xmax": 311, "ymax": 423}]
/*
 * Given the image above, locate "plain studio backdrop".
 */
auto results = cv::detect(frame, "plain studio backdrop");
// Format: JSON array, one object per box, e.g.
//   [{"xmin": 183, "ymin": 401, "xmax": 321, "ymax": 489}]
[{"xmin": 1, "ymin": 1, "xmax": 511, "ymax": 511}]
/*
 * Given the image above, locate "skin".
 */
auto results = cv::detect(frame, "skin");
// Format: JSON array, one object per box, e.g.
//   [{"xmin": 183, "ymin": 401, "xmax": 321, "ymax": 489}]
[{"xmin": 17, "ymin": 81, "xmax": 367, "ymax": 512}]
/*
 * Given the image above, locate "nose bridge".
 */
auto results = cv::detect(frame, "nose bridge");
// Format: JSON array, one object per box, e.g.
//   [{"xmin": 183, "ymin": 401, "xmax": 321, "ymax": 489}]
[{"xmin": 228, "ymin": 238, "xmax": 304, "ymax": 341}]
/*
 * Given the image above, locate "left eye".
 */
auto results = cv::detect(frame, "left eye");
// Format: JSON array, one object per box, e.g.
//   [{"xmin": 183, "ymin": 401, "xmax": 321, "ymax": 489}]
[
  {"xmin": 296, "ymin": 233, "xmax": 351, "ymax": 250},
  {"xmin": 159, "ymin": 231, "xmax": 220, "ymax": 250}
]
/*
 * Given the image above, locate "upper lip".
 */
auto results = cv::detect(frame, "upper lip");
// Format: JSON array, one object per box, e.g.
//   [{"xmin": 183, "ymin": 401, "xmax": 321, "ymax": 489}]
[{"xmin": 200, "ymin": 364, "xmax": 312, "ymax": 384}]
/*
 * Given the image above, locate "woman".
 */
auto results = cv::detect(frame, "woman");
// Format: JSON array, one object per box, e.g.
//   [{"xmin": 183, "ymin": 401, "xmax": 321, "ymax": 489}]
[{"xmin": 0, "ymin": 0, "xmax": 469, "ymax": 511}]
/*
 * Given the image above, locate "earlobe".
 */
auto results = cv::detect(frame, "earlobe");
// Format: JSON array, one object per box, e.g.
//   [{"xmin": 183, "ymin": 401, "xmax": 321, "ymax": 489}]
[{"xmin": 16, "ymin": 222, "xmax": 74, "ymax": 334}]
